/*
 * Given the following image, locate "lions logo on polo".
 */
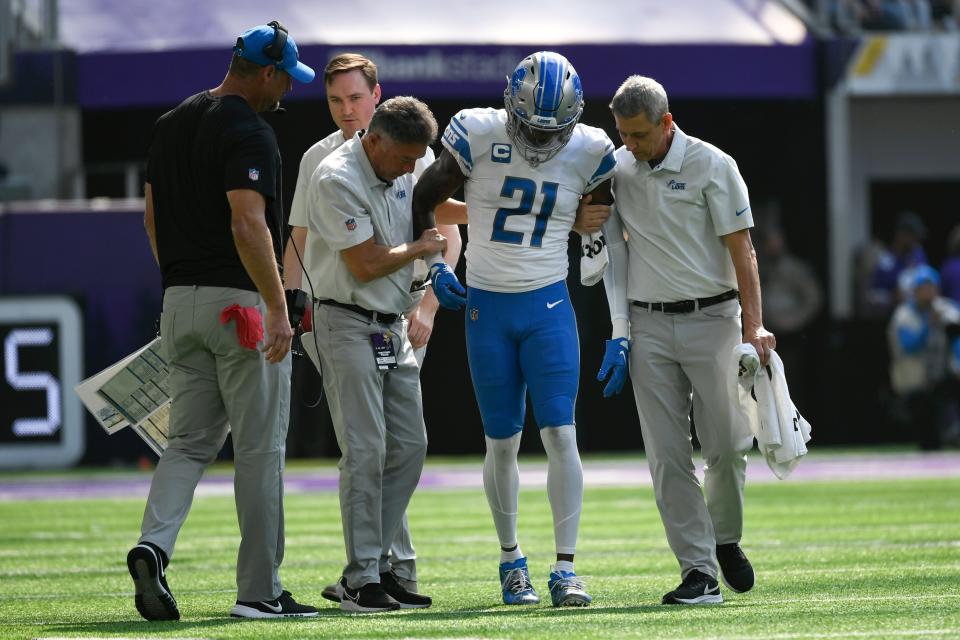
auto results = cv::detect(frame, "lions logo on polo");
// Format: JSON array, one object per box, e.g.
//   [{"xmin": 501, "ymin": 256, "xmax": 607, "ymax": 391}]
[{"xmin": 248, "ymin": 168, "xmax": 260, "ymax": 181}]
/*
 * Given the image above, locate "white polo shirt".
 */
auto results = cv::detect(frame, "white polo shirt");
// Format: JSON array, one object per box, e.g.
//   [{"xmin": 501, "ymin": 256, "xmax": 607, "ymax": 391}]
[
  {"xmin": 291, "ymin": 131, "xmax": 435, "ymax": 294},
  {"xmin": 290, "ymin": 130, "xmax": 346, "ymax": 230},
  {"xmin": 611, "ymin": 124, "xmax": 753, "ymax": 302},
  {"xmin": 304, "ymin": 133, "xmax": 418, "ymax": 314}
]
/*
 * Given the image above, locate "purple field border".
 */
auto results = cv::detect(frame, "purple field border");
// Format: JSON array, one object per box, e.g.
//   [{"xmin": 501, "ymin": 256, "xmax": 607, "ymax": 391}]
[{"xmin": 1, "ymin": 451, "xmax": 958, "ymax": 502}]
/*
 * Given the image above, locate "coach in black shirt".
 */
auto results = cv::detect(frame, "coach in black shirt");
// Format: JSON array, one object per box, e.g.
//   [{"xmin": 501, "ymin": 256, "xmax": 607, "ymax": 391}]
[{"xmin": 127, "ymin": 22, "xmax": 317, "ymax": 621}]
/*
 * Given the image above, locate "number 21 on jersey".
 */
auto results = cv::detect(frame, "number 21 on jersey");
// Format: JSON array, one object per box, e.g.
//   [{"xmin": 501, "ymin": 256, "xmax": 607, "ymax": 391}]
[{"xmin": 491, "ymin": 176, "xmax": 558, "ymax": 248}]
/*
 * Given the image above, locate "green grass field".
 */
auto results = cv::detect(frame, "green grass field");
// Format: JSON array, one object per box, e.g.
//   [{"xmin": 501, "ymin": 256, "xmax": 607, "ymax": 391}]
[{"xmin": 1, "ymin": 461, "xmax": 958, "ymax": 639}]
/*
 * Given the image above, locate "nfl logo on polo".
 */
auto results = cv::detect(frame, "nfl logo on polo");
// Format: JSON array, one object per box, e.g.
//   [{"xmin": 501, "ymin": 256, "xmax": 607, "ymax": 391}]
[
  {"xmin": 345, "ymin": 218, "xmax": 357, "ymax": 231},
  {"xmin": 248, "ymin": 168, "xmax": 260, "ymax": 181}
]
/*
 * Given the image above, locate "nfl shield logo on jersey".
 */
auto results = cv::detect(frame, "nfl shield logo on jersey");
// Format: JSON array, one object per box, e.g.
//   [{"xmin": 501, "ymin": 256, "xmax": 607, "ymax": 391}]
[
  {"xmin": 248, "ymin": 168, "xmax": 260, "ymax": 181},
  {"xmin": 469, "ymin": 308, "xmax": 479, "ymax": 322},
  {"xmin": 345, "ymin": 218, "xmax": 357, "ymax": 231}
]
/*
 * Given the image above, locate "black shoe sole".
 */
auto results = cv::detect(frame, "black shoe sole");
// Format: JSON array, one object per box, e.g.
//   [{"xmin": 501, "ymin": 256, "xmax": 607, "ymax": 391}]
[
  {"xmin": 229, "ymin": 603, "xmax": 319, "ymax": 618},
  {"xmin": 127, "ymin": 546, "xmax": 180, "ymax": 621},
  {"xmin": 339, "ymin": 600, "xmax": 401, "ymax": 613}
]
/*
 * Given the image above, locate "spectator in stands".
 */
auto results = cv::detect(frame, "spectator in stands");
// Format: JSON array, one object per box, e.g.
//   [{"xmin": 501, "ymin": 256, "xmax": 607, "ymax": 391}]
[
  {"xmin": 832, "ymin": 0, "xmax": 933, "ymax": 31},
  {"xmin": 855, "ymin": 238, "xmax": 888, "ymax": 318},
  {"xmin": 759, "ymin": 224, "xmax": 824, "ymax": 412},
  {"xmin": 865, "ymin": 210, "xmax": 929, "ymax": 316},
  {"xmin": 941, "ymin": 225, "xmax": 960, "ymax": 304},
  {"xmin": 887, "ymin": 265, "xmax": 960, "ymax": 449},
  {"xmin": 930, "ymin": 0, "xmax": 959, "ymax": 28}
]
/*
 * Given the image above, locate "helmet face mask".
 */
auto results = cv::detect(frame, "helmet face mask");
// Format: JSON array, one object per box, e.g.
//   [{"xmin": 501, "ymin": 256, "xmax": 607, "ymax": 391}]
[{"xmin": 503, "ymin": 51, "xmax": 583, "ymax": 166}]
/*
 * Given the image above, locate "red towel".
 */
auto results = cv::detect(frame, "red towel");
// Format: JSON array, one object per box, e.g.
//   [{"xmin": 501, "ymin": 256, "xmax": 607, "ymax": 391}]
[
  {"xmin": 301, "ymin": 304, "xmax": 313, "ymax": 333},
  {"xmin": 219, "ymin": 304, "xmax": 264, "ymax": 350}
]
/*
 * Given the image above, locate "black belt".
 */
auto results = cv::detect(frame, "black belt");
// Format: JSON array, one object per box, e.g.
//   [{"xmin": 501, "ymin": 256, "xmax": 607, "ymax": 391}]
[
  {"xmin": 410, "ymin": 278, "xmax": 427, "ymax": 293},
  {"xmin": 632, "ymin": 289, "xmax": 738, "ymax": 314},
  {"xmin": 315, "ymin": 299, "xmax": 402, "ymax": 325}
]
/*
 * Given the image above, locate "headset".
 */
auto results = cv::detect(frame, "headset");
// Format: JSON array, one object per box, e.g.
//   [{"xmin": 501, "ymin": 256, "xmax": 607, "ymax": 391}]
[
  {"xmin": 234, "ymin": 20, "xmax": 288, "ymax": 64},
  {"xmin": 262, "ymin": 20, "xmax": 288, "ymax": 63}
]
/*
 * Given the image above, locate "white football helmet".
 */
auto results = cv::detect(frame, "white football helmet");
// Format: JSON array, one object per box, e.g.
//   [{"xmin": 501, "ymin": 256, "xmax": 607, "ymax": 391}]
[{"xmin": 503, "ymin": 51, "xmax": 584, "ymax": 166}]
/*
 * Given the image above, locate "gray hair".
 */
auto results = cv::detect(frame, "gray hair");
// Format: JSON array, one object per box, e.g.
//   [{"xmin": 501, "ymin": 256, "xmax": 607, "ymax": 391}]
[
  {"xmin": 609, "ymin": 75, "xmax": 669, "ymax": 122},
  {"xmin": 367, "ymin": 96, "xmax": 437, "ymax": 146}
]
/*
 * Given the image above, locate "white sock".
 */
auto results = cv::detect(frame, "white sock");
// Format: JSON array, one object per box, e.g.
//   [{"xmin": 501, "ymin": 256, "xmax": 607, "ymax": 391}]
[
  {"xmin": 500, "ymin": 545, "xmax": 525, "ymax": 564},
  {"xmin": 540, "ymin": 425, "xmax": 583, "ymax": 557},
  {"xmin": 483, "ymin": 433, "xmax": 522, "ymax": 555},
  {"xmin": 553, "ymin": 560, "xmax": 575, "ymax": 574}
]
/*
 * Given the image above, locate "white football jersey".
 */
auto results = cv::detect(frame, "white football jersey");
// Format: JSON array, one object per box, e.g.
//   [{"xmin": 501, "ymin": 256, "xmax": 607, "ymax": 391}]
[{"xmin": 441, "ymin": 108, "xmax": 615, "ymax": 292}]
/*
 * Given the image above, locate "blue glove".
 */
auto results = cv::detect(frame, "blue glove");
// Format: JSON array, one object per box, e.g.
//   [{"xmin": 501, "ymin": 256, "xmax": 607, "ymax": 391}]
[
  {"xmin": 597, "ymin": 338, "xmax": 630, "ymax": 398},
  {"xmin": 429, "ymin": 262, "xmax": 467, "ymax": 310}
]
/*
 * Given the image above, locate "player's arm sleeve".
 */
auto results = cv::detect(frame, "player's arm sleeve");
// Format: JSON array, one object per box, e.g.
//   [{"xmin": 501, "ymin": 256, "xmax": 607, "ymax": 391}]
[
  {"xmin": 307, "ymin": 171, "xmax": 374, "ymax": 252},
  {"xmin": 584, "ymin": 132, "xmax": 617, "ymax": 194},
  {"xmin": 705, "ymin": 153, "xmax": 753, "ymax": 237},
  {"xmin": 439, "ymin": 110, "xmax": 480, "ymax": 177},
  {"xmin": 602, "ymin": 203, "xmax": 630, "ymax": 339}
]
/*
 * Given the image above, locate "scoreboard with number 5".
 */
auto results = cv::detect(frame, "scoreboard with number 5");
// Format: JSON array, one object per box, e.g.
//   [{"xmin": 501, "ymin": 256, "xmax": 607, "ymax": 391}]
[{"xmin": 0, "ymin": 297, "xmax": 84, "ymax": 468}]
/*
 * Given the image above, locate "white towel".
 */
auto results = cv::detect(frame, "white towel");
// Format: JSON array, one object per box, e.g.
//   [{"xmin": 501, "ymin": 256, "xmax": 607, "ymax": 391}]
[
  {"xmin": 580, "ymin": 231, "xmax": 608, "ymax": 286},
  {"xmin": 732, "ymin": 344, "xmax": 812, "ymax": 479}
]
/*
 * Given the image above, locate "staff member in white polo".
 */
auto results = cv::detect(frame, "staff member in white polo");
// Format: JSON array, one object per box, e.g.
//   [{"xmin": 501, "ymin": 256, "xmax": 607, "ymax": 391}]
[
  {"xmin": 282, "ymin": 53, "xmax": 462, "ymax": 601},
  {"xmin": 302, "ymin": 96, "xmax": 447, "ymax": 613},
  {"xmin": 600, "ymin": 75, "xmax": 776, "ymax": 605}
]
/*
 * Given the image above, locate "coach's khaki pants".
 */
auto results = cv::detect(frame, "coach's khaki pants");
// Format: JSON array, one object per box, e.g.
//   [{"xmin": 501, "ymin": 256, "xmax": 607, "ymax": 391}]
[
  {"xmin": 300, "ymin": 302, "xmax": 428, "ymax": 586},
  {"xmin": 629, "ymin": 298, "xmax": 753, "ymax": 580},
  {"xmin": 303, "ymin": 304, "xmax": 427, "ymax": 589},
  {"xmin": 140, "ymin": 286, "xmax": 291, "ymax": 602}
]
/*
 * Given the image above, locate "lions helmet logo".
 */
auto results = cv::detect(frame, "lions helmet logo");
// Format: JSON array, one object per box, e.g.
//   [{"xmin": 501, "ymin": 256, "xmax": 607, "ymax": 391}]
[{"xmin": 509, "ymin": 67, "xmax": 526, "ymax": 95}]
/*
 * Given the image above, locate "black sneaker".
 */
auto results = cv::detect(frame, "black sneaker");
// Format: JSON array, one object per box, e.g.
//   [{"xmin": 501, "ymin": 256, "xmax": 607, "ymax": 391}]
[
  {"xmin": 394, "ymin": 574, "xmax": 419, "ymax": 594},
  {"xmin": 662, "ymin": 569, "xmax": 723, "ymax": 605},
  {"xmin": 230, "ymin": 590, "xmax": 318, "ymax": 618},
  {"xmin": 380, "ymin": 569, "xmax": 432, "ymax": 609},
  {"xmin": 716, "ymin": 543, "xmax": 755, "ymax": 593},
  {"xmin": 321, "ymin": 579, "xmax": 343, "ymax": 603},
  {"xmin": 339, "ymin": 578, "xmax": 401, "ymax": 613},
  {"xmin": 127, "ymin": 542, "xmax": 180, "ymax": 621}
]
